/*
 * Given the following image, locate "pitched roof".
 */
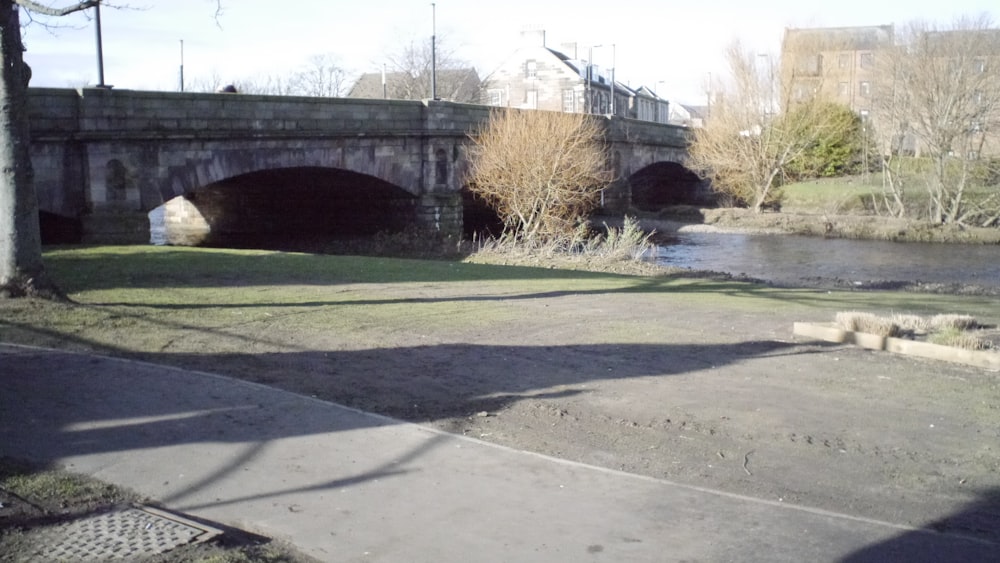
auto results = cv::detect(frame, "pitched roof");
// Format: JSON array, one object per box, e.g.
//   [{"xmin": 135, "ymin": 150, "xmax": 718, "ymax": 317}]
[{"xmin": 347, "ymin": 67, "xmax": 482, "ymax": 102}]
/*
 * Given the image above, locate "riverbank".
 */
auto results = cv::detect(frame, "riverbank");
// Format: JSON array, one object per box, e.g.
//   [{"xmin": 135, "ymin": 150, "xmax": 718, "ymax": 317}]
[{"xmin": 641, "ymin": 207, "xmax": 1000, "ymax": 244}]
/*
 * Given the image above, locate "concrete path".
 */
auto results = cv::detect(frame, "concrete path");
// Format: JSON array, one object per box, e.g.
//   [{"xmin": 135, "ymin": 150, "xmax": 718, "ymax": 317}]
[{"xmin": 1, "ymin": 344, "xmax": 994, "ymax": 562}]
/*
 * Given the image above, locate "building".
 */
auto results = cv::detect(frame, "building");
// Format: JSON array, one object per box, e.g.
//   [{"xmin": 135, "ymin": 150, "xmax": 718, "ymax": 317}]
[
  {"xmin": 667, "ymin": 103, "xmax": 708, "ymax": 128},
  {"xmin": 780, "ymin": 24, "xmax": 894, "ymax": 120},
  {"xmin": 482, "ymin": 29, "xmax": 670, "ymax": 124},
  {"xmin": 347, "ymin": 67, "xmax": 482, "ymax": 103},
  {"xmin": 780, "ymin": 24, "xmax": 1000, "ymax": 159}
]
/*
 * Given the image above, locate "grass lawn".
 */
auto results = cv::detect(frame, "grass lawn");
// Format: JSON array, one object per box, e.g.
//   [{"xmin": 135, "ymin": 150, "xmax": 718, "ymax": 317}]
[{"xmin": 1, "ymin": 245, "xmax": 997, "ymax": 360}]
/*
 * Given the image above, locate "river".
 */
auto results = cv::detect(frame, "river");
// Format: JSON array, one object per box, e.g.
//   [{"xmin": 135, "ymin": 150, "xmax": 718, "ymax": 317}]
[{"xmin": 653, "ymin": 231, "xmax": 1000, "ymax": 290}]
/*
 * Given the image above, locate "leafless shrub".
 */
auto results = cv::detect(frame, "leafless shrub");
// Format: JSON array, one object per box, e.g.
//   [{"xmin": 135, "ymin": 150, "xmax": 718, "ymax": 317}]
[{"xmin": 465, "ymin": 109, "xmax": 611, "ymax": 242}]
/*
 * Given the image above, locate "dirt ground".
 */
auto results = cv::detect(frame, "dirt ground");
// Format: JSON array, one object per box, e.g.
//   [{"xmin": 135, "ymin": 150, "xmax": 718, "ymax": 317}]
[
  {"xmin": 129, "ymin": 277, "xmax": 1000, "ymax": 545},
  {"xmin": 3, "ymin": 236, "xmax": 1000, "ymax": 553}
]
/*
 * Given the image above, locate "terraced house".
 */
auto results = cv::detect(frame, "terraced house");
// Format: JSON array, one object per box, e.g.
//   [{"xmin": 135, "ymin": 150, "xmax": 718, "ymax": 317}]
[{"xmin": 483, "ymin": 29, "xmax": 670, "ymax": 124}]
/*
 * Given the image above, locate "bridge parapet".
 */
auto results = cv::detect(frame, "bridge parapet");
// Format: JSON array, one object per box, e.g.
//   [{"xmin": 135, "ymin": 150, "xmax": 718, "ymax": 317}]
[{"xmin": 28, "ymin": 87, "xmax": 433, "ymax": 140}]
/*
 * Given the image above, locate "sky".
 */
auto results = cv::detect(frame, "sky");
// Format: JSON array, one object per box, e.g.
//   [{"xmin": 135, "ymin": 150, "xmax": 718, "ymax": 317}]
[{"xmin": 20, "ymin": 0, "xmax": 999, "ymax": 105}]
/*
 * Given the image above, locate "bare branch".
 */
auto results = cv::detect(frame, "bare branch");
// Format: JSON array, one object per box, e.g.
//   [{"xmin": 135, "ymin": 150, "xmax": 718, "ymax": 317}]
[
  {"xmin": 466, "ymin": 110, "xmax": 610, "ymax": 240},
  {"xmin": 15, "ymin": 0, "xmax": 99, "ymax": 17}
]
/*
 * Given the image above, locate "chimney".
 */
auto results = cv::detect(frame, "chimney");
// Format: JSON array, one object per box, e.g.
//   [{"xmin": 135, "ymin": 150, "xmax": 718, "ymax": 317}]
[
  {"xmin": 520, "ymin": 27, "xmax": 546, "ymax": 47},
  {"xmin": 560, "ymin": 42, "xmax": 578, "ymax": 58}
]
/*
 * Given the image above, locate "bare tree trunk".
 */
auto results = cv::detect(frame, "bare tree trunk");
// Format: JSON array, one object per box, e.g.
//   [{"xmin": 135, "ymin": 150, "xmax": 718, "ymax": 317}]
[{"xmin": 0, "ymin": 1, "xmax": 62, "ymax": 298}]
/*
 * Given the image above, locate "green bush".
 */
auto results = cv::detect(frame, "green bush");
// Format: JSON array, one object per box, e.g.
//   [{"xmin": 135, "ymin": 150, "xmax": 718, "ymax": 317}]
[{"xmin": 785, "ymin": 104, "xmax": 868, "ymax": 180}]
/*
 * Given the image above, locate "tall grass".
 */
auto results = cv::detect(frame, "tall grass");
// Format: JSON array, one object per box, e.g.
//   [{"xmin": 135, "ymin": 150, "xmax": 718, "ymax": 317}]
[{"xmin": 472, "ymin": 216, "xmax": 655, "ymax": 265}]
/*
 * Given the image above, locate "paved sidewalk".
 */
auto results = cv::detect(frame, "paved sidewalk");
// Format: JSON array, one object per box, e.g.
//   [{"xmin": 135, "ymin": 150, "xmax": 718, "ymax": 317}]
[{"xmin": 0, "ymin": 344, "xmax": 994, "ymax": 562}]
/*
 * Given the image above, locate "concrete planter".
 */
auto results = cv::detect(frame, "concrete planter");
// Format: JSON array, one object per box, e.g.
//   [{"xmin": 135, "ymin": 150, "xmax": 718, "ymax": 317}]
[{"xmin": 793, "ymin": 322, "xmax": 1000, "ymax": 371}]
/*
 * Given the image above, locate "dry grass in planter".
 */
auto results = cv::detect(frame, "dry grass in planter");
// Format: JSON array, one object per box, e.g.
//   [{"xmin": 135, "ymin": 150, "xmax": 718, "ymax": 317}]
[{"xmin": 836, "ymin": 312, "xmax": 991, "ymax": 351}]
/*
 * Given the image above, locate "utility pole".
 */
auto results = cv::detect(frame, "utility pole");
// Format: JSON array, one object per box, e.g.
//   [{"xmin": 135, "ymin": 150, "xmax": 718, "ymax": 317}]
[{"xmin": 430, "ymin": 3, "xmax": 438, "ymax": 100}]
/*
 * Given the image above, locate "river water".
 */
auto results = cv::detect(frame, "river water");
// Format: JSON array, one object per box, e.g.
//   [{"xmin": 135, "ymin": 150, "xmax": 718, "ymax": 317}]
[{"xmin": 653, "ymin": 231, "xmax": 1000, "ymax": 290}]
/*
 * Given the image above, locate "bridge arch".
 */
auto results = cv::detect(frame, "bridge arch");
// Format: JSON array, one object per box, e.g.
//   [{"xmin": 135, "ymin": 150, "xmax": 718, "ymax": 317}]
[
  {"xmin": 150, "ymin": 165, "xmax": 421, "ymax": 247},
  {"xmin": 628, "ymin": 161, "xmax": 712, "ymax": 211},
  {"xmin": 158, "ymin": 138, "xmax": 426, "ymax": 206}
]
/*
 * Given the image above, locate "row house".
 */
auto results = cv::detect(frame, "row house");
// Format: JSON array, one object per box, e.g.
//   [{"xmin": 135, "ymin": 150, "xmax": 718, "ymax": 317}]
[{"xmin": 483, "ymin": 29, "xmax": 670, "ymax": 124}]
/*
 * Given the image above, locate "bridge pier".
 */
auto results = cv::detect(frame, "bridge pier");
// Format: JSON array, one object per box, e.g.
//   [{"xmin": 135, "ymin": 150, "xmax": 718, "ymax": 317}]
[
  {"xmin": 417, "ymin": 193, "xmax": 463, "ymax": 236},
  {"xmin": 82, "ymin": 211, "xmax": 150, "ymax": 244}
]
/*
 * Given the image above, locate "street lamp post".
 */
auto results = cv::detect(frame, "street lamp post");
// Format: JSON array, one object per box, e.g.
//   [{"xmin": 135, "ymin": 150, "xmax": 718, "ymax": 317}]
[
  {"xmin": 94, "ymin": 0, "xmax": 106, "ymax": 87},
  {"xmin": 430, "ymin": 3, "xmax": 438, "ymax": 100},
  {"xmin": 609, "ymin": 44, "xmax": 616, "ymax": 117},
  {"xmin": 592, "ymin": 44, "xmax": 615, "ymax": 116},
  {"xmin": 179, "ymin": 40, "xmax": 184, "ymax": 92},
  {"xmin": 758, "ymin": 53, "xmax": 773, "ymax": 116},
  {"xmin": 587, "ymin": 45, "xmax": 594, "ymax": 114}
]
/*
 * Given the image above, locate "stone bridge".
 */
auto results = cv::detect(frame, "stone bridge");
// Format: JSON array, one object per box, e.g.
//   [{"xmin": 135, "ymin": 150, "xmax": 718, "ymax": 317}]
[{"xmin": 28, "ymin": 88, "xmax": 698, "ymax": 244}]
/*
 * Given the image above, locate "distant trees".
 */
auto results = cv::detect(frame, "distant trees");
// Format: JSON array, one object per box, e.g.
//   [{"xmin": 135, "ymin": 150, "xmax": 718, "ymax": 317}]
[
  {"xmin": 871, "ymin": 16, "xmax": 1000, "ymax": 226},
  {"xmin": 190, "ymin": 53, "xmax": 349, "ymax": 97},
  {"xmin": 688, "ymin": 41, "xmax": 855, "ymax": 212},
  {"xmin": 465, "ymin": 109, "xmax": 610, "ymax": 241},
  {"xmin": 380, "ymin": 36, "xmax": 482, "ymax": 103}
]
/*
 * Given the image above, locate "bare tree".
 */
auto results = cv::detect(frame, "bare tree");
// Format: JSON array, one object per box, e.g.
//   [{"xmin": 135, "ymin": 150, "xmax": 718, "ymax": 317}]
[
  {"xmin": 233, "ymin": 73, "xmax": 292, "ymax": 95},
  {"xmin": 465, "ymin": 109, "xmax": 610, "ymax": 241},
  {"xmin": 689, "ymin": 40, "xmax": 855, "ymax": 212},
  {"xmin": 0, "ymin": 0, "xmax": 100, "ymax": 298},
  {"xmin": 1, "ymin": 1, "xmax": 221, "ymax": 298},
  {"xmin": 287, "ymin": 53, "xmax": 348, "ymax": 97},
  {"xmin": 873, "ymin": 16, "xmax": 1000, "ymax": 226},
  {"xmin": 382, "ymin": 36, "xmax": 481, "ymax": 103}
]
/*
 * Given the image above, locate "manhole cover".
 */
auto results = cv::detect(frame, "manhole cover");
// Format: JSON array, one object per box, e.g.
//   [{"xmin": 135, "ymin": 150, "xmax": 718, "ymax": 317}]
[{"xmin": 25, "ymin": 505, "xmax": 221, "ymax": 562}]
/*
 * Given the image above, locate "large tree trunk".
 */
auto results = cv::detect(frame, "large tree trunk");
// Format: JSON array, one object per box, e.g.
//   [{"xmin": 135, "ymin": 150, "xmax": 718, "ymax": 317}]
[{"xmin": 0, "ymin": 1, "xmax": 63, "ymax": 298}]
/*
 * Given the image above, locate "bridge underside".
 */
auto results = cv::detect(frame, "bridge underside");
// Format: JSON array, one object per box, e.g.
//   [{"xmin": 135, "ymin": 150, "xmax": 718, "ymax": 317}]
[
  {"xmin": 150, "ymin": 167, "xmax": 419, "ymax": 249},
  {"xmin": 628, "ymin": 162, "xmax": 712, "ymax": 211}
]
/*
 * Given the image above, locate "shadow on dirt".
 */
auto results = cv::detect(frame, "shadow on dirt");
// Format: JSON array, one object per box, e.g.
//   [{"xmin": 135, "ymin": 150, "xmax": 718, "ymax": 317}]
[{"xmin": 841, "ymin": 487, "xmax": 1000, "ymax": 561}]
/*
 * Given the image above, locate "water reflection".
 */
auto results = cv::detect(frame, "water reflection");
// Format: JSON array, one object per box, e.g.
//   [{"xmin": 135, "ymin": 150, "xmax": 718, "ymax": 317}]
[{"xmin": 655, "ymin": 232, "xmax": 1000, "ymax": 288}]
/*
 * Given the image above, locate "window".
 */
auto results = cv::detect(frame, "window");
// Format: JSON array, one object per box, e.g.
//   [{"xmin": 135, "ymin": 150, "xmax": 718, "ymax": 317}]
[
  {"xmin": 974, "ymin": 58, "xmax": 986, "ymax": 73},
  {"xmin": 487, "ymin": 89, "xmax": 503, "ymax": 106},
  {"xmin": 839, "ymin": 53, "xmax": 850, "ymax": 68},
  {"xmin": 859, "ymin": 81, "xmax": 871, "ymax": 97},
  {"xmin": 562, "ymin": 90, "xmax": 576, "ymax": 113},
  {"xmin": 525, "ymin": 60, "xmax": 537, "ymax": 79},
  {"xmin": 838, "ymin": 82, "xmax": 849, "ymax": 96},
  {"xmin": 859, "ymin": 109, "xmax": 870, "ymax": 121},
  {"xmin": 860, "ymin": 52, "xmax": 873, "ymax": 68}
]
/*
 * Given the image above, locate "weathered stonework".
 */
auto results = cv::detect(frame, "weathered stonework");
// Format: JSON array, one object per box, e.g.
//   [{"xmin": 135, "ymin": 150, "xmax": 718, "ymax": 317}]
[{"xmin": 28, "ymin": 88, "xmax": 691, "ymax": 243}]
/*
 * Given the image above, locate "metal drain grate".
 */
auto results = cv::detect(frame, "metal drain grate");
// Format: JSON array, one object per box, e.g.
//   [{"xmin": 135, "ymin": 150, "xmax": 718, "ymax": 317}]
[{"xmin": 26, "ymin": 505, "xmax": 222, "ymax": 562}]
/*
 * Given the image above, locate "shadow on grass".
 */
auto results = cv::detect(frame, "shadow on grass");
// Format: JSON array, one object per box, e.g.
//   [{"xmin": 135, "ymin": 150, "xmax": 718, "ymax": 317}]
[{"xmin": 41, "ymin": 246, "xmax": 1000, "ymax": 320}]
